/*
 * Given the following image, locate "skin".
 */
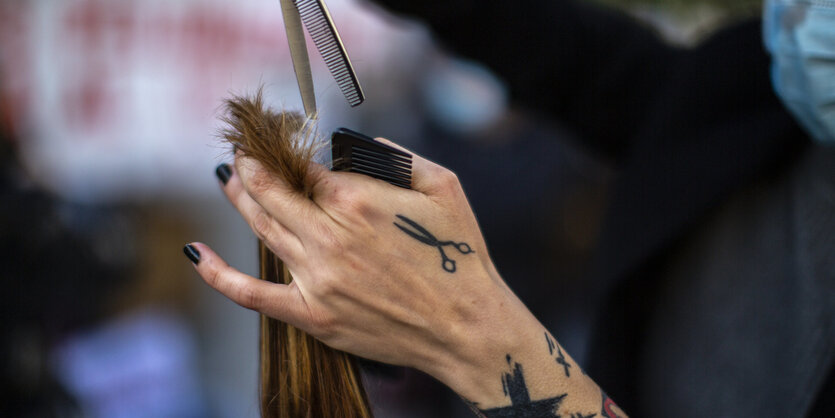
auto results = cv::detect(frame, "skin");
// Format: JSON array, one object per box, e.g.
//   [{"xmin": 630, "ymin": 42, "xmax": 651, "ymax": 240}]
[{"xmin": 189, "ymin": 138, "xmax": 627, "ymax": 417}]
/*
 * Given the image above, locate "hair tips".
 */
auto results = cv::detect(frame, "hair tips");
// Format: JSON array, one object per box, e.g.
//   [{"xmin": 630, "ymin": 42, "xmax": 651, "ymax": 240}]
[
  {"xmin": 219, "ymin": 87, "xmax": 324, "ymax": 195},
  {"xmin": 220, "ymin": 88, "xmax": 373, "ymax": 418}
]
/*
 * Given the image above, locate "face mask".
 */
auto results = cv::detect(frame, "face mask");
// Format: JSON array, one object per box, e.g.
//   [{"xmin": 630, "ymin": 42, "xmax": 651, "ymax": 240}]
[{"xmin": 764, "ymin": 0, "xmax": 835, "ymax": 145}]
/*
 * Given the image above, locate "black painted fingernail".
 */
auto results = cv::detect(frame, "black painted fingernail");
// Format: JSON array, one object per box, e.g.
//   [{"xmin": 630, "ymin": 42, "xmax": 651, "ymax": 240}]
[
  {"xmin": 183, "ymin": 244, "xmax": 200, "ymax": 265},
  {"xmin": 215, "ymin": 163, "xmax": 232, "ymax": 185}
]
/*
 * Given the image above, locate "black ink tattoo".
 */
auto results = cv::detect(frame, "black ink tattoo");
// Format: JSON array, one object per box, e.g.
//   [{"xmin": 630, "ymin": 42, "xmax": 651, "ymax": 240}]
[
  {"xmin": 545, "ymin": 333, "xmax": 572, "ymax": 377},
  {"xmin": 393, "ymin": 214, "xmax": 474, "ymax": 273},
  {"xmin": 546, "ymin": 332, "xmax": 556, "ymax": 353},
  {"xmin": 555, "ymin": 346, "xmax": 571, "ymax": 377},
  {"xmin": 479, "ymin": 355, "xmax": 567, "ymax": 418},
  {"xmin": 501, "ymin": 355, "xmax": 529, "ymax": 405}
]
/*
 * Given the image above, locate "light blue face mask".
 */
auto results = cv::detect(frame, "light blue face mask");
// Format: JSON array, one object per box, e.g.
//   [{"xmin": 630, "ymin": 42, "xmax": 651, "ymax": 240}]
[{"xmin": 764, "ymin": 0, "xmax": 835, "ymax": 145}]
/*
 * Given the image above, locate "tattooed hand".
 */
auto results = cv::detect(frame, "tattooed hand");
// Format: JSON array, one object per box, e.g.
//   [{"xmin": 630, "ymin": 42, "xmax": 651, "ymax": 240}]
[{"xmin": 188, "ymin": 138, "xmax": 626, "ymax": 417}]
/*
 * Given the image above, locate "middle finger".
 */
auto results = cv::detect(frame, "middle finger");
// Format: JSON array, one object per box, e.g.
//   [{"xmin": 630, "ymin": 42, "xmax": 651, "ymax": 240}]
[{"xmin": 218, "ymin": 163, "xmax": 305, "ymax": 264}]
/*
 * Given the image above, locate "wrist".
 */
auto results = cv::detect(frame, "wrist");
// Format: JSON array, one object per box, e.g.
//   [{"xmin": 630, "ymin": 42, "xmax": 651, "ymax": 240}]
[
  {"xmin": 423, "ymin": 286, "xmax": 544, "ymax": 407},
  {"xmin": 409, "ymin": 270, "xmax": 620, "ymax": 416}
]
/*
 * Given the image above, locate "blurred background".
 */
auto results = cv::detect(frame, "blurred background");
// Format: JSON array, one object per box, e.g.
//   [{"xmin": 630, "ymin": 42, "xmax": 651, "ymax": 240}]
[{"xmin": 0, "ymin": 0, "xmax": 760, "ymax": 416}]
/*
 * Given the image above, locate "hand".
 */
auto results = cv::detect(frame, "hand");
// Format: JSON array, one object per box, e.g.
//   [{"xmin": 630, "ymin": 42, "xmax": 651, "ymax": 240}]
[{"xmin": 189, "ymin": 139, "xmax": 541, "ymax": 403}]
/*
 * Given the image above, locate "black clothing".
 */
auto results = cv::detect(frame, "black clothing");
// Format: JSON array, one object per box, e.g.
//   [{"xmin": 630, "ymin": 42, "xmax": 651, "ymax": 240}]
[
  {"xmin": 631, "ymin": 146, "xmax": 835, "ymax": 416},
  {"xmin": 372, "ymin": 0, "xmax": 833, "ymax": 416},
  {"xmin": 374, "ymin": 0, "xmax": 804, "ymax": 285}
]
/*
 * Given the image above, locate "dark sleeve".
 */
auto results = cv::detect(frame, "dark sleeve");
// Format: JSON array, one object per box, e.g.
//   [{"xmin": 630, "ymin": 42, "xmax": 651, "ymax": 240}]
[{"xmin": 371, "ymin": 0, "xmax": 682, "ymax": 161}]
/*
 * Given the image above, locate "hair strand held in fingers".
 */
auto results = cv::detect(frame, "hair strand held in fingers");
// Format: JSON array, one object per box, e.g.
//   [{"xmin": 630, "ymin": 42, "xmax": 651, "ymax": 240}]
[{"xmin": 220, "ymin": 87, "xmax": 373, "ymax": 418}]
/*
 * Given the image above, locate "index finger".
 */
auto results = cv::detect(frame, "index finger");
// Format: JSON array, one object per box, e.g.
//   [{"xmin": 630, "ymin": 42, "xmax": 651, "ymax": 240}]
[
  {"xmin": 308, "ymin": 136, "xmax": 459, "ymax": 212},
  {"xmin": 368, "ymin": 137, "xmax": 459, "ymax": 196}
]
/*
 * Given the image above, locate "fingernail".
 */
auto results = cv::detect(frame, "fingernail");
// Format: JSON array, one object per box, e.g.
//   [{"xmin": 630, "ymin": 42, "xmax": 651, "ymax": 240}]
[
  {"xmin": 215, "ymin": 163, "xmax": 232, "ymax": 185},
  {"xmin": 183, "ymin": 244, "xmax": 201, "ymax": 265}
]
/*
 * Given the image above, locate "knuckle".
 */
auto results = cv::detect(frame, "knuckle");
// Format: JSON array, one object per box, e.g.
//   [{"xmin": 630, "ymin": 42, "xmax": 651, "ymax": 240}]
[
  {"xmin": 326, "ymin": 186, "xmax": 369, "ymax": 214},
  {"xmin": 206, "ymin": 264, "xmax": 224, "ymax": 288},
  {"xmin": 437, "ymin": 168, "xmax": 460, "ymax": 191},
  {"xmin": 323, "ymin": 185, "xmax": 350, "ymax": 206},
  {"xmin": 235, "ymin": 282, "xmax": 261, "ymax": 310},
  {"xmin": 246, "ymin": 170, "xmax": 274, "ymax": 197},
  {"xmin": 251, "ymin": 210, "xmax": 272, "ymax": 241}
]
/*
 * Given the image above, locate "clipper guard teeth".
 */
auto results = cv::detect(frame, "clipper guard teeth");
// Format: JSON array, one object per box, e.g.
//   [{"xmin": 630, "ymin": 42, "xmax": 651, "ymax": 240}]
[{"xmin": 331, "ymin": 128, "xmax": 412, "ymax": 189}]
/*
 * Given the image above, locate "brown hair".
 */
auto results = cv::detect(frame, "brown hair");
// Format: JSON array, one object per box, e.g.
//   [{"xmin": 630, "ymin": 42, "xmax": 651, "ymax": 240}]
[{"xmin": 221, "ymin": 89, "xmax": 373, "ymax": 418}]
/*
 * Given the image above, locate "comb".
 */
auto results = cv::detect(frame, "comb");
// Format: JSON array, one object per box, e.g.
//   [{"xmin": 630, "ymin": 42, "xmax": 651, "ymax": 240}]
[
  {"xmin": 331, "ymin": 128, "xmax": 412, "ymax": 189},
  {"xmin": 294, "ymin": 0, "xmax": 365, "ymax": 107}
]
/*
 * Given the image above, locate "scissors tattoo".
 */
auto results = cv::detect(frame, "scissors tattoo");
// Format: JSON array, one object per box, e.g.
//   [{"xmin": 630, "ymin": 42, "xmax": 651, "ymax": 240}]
[{"xmin": 393, "ymin": 214, "xmax": 475, "ymax": 273}]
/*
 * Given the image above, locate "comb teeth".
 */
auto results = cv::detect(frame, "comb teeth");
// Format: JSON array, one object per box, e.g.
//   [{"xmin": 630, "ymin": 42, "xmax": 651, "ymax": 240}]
[
  {"xmin": 331, "ymin": 128, "xmax": 412, "ymax": 189},
  {"xmin": 294, "ymin": 0, "xmax": 365, "ymax": 107}
]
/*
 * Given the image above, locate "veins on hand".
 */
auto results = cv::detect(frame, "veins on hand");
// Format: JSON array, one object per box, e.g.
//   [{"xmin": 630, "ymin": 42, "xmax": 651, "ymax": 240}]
[{"xmin": 393, "ymin": 214, "xmax": 474, "ymax": 273}]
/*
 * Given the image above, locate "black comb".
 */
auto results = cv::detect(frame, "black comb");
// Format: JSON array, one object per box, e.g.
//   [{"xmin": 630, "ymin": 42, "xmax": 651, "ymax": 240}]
[
  {"xmin": 331, "ymin": 128, "xmax": 412, "ymax": 189},
  {"xmin": 294, "ymin": 0, "xmax": 365, "ymax": 107}
]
